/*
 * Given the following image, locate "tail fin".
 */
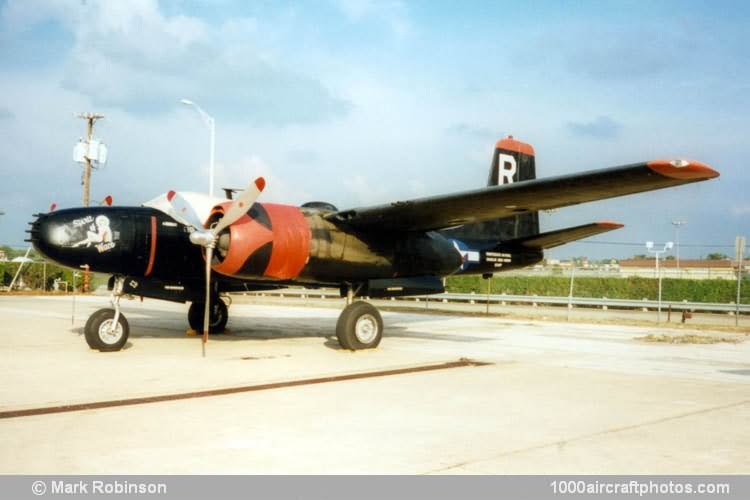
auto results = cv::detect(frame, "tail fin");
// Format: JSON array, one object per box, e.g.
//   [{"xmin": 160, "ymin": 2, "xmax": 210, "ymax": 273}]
[
  {"xmin": 487, "ymin": 136, "xmax": 537, "ymax": 186},
  {"xmin": 442, "ymin": 136, "xmax": 540, "ymax": 244}
]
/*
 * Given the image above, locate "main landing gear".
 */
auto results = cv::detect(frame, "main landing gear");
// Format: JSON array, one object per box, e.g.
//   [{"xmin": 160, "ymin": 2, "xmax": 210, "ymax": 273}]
[
  {"xmin": 335, "ymin": 285, "xmax": 383, "ymax": 350},
  {"xmin": 187, "ymin": 298, "xmax": 228, "ymax": 334},
  {"xmin": 82, "ymin": 279, "xmax": 382, "ymax": 352},
  {"xmin": 84, "ymin": 276, "xmax": 130, "ymax": 352}
]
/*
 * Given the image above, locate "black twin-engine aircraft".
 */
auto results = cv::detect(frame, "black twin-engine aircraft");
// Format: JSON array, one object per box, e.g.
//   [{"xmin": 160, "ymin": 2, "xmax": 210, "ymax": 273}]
[{"xmin": 29, "ymin": 136, "xmax": 719, "ymax": 353}]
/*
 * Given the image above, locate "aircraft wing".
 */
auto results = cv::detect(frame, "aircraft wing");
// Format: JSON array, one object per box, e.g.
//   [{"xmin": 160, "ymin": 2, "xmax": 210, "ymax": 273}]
[
  {"xmin": 504, "ymin": 221, "xmax": 624, "ymax": 250},
  {"xmin": 326, "ymin": 160, "xmax": 718, "ymax": 232}
]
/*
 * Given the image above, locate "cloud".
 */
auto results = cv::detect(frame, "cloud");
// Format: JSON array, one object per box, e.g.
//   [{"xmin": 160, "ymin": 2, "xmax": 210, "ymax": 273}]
[
  {"xmin": 566, "ymin": 116, "xmax": 622, "ymax": 140},
  {"xmin": 286, "ymin": 149, "xmax": 319, "ymax": 165},
  {"xmin": 3, "ymin": 0, "xmax": 350, "ymax": 125},
  {"xmin": 732, "ymin": 205, "xmax": 750, "ymax": 217},
  {"xmin": 445, "ymin": 123, "xmax": 495, "ymax": 139},
  {"xmin": 216, "ymin": 155, "xmax": 313, "ymax": 205},
  {"xmin": 562, "ymin": 27, "xmax": 694, "ymax": 81},
  {"xmin": 0, "ymin": 0, "xmax": 73, "ymax": 35},
  {"xmin": 331, "ymin": 0, "xmax": 412, "ymax": 37}
]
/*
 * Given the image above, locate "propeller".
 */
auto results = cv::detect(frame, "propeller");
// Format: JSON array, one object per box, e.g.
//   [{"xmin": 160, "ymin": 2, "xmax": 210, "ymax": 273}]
[
  {"xmin": 100, "ymin": 195, "xmax": 113, "ymax": 207},
  {"xmin": 167, "ymin": 177, "xmax": 266, "ymax": 356}
]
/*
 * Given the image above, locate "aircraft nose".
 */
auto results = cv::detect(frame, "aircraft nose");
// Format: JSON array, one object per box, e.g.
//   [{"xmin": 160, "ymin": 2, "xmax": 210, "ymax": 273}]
[
  {"xmin": 28, "ymin": 213, "xmax": 50, "ymax": 253},
  {"xmin": 27, "ymin": 209, "xmax": 125, "ymax": 272},
  {"xmin": 28, "ymin": 212, "xmax": 79, "ymax": 265}
]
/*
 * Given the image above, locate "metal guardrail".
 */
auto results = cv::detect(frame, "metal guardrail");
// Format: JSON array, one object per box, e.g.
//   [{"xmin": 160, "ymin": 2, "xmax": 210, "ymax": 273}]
[{"xmin": 242, "ymin": 289, "xmax": 750, "ymax": 314}]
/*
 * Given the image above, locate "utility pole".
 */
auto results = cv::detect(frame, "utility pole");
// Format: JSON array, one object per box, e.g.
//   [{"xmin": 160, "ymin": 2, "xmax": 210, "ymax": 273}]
[
  {"xmin": 672, "ymin": 219, "xmax": 686, "ymax": 273},
  {"xmin": 75, "ymin": 113, "xmax": 105, "ymax": 207}
]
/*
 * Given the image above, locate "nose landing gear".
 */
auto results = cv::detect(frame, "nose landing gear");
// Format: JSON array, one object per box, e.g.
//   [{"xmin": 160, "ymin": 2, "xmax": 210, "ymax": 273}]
[{"xmin": 84, "ymin": 276, "xmax": 130, "ymax": 352}]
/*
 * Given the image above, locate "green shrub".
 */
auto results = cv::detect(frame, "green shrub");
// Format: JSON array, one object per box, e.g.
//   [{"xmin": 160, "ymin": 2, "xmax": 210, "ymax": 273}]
[{"xmin": 445, "ymin": 275, "xmax": 749, "ymax": 304}]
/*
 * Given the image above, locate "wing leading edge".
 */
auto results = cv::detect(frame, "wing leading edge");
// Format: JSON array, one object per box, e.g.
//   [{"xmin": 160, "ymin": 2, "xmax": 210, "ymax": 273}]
[{"xmin": 327, "ymin": 160, "xmax": 718, "ymax": 232}]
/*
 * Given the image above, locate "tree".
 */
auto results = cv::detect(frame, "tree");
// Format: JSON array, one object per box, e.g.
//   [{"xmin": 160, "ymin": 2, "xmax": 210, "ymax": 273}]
[{"xmin": 706, "ymin": 253, "xmax": 729, "ymax": 260}]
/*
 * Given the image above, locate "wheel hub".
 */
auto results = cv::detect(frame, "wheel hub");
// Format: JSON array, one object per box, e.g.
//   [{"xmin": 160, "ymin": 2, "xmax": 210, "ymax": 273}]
[
  {"xmin": 354, "ymin": 314, "xmax": 378, "ymax": 344},
  {"xmin": 98, "ymin": 319, "xmax": 123, "ymax": 345}
]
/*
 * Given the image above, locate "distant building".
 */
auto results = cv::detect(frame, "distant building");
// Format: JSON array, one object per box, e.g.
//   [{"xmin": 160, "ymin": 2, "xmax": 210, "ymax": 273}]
[
  {"xmin": 0, "ymin": 249, "xmax": 6, "ymax": 261},
  {"xmin": 618, "ymin": 259, "xmax": 749, "ymax": 280}
]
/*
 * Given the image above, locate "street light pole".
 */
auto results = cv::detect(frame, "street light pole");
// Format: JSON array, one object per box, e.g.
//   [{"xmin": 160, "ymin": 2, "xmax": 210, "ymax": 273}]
[
  {"xmin": 646, "ymin": 241, "xmax": 674, "ymax": 324},
  {"xmin": 180, "ymin": 99, "xmax": 215, "ymax": 197}
]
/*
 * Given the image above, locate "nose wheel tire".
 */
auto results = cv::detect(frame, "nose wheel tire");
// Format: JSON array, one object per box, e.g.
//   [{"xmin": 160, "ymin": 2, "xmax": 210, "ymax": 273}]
[
  {"xmin": 84, "ymin": 308, "xmax": 130, "ymax": 352},
  {"xmin": 188, "ymin": 299, "xmax": 228, "ymax": 334},
  {"xmin": 336, "ymin": 301, "xmax": 383, "ymax": 350}
]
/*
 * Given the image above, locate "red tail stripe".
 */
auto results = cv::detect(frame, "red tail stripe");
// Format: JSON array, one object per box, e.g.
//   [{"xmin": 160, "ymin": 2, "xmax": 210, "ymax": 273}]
[{"xmin": 495, "ymin": 136, "xmax": 535, "ymax": 156}]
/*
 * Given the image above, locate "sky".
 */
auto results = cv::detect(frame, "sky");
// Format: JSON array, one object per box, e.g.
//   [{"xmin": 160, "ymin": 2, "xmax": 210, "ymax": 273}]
[{"xmin": 0, "ymin": 0, "xmax": 748, "ymax": 260}]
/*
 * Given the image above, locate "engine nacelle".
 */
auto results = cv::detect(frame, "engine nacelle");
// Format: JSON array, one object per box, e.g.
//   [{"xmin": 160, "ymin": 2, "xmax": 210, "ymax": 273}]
[{"xmin": 210, "ymin": 202, "xmax": 311, "ymax": 280}]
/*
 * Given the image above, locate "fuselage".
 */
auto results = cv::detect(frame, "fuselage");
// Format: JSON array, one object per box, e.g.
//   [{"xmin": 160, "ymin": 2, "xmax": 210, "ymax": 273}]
[{"xmin": 29, "ymin": 197, "xmax": 542, "ymax": 297}]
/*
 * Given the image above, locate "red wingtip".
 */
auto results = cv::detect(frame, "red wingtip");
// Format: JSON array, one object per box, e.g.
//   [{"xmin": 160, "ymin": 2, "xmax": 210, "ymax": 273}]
[
  {"xmin": 254, "ymin": 177, "xmax": 266, "ymax": 191},
  {"xmin": 596, "ymin": 221, "xmax": 624, "ymax": 229},
  {"xmin": 49, "ymin": 203, "xmax": 57, "ymax": 213},
  {"xmin": 167, "ymin": 190, "xmax": 176, "ymax": 202},
  {"xmin": 104, "ymin": 195, "xmax": 113, "ymax": 206},
  {"xmin": 647, "ymin": 160, "xmax": 719, "ymax": 180}
]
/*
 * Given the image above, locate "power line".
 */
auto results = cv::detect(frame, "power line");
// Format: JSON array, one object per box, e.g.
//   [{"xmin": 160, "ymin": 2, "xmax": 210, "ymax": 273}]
[{"xmin": 568, "ymin": 240, "xmax": 745, "ymax": 249}]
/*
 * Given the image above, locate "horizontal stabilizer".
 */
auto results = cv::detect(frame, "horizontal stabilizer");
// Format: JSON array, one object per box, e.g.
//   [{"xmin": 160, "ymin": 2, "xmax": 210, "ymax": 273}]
[{"xmin": 507, "ymin": 221, "xmax": 624, "ymax": 250}]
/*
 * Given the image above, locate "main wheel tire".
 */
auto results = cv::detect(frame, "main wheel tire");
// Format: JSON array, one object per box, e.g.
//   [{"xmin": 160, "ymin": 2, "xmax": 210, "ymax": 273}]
[
  {"xmin": 188, "ymin": 299, "xmax": 228, "ymax": 334},
  {"xmin": 84, "ymin": 308, "xmax": 129, "ymax": 352},
  {"xmin": 336, "ymin": 301, "xmax": 383, "ymax": 350}
]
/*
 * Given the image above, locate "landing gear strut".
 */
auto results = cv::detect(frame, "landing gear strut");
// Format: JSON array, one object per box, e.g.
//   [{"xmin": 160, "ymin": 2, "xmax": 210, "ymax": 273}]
[
  {"xmin": 336, "ymin": 284, "xmax": 383, "ymax": 350},
  {"xmin": 84, "ymin": 276, "xmax": 130, "ymax": 352}
]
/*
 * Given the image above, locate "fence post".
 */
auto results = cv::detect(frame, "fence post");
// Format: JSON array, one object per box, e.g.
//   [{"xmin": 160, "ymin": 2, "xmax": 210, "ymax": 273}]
[{"xmin": 567, "ymin": 265, "xmax": 576, "ymax": 321}]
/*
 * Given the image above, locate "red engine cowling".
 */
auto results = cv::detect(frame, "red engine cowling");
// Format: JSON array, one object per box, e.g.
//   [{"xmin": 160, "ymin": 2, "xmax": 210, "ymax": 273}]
[{"xmin": 209, "ymin": 202, "xmax": 311, "ymax": 280}]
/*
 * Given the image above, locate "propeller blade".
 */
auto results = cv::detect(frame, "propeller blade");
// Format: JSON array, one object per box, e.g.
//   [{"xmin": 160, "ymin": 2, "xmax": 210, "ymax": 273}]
[
  {"xmin": 202, "ymin": 245, "xmax": 213, "ymax": 357},
  {"xmin": 49, "ymin": 203, "xmax": 57, "ymax": 213},
  {"xmin": 166, "ymin": 191, "xmax": 206, "ymax": 229},
  {"xmin": 102, "ymin": 195, "xmax": 113, "ymax": 207},
  {"xmin": 211, "ymin": 177, "xmax": 265, "ymax": 236},
  {"xmin": 169, "ymin": 177, "xmax": 265, "ymax": 358}
]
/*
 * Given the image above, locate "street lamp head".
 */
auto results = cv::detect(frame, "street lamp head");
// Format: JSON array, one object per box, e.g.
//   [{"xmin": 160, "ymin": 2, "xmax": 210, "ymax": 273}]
[
  {"xmin": 646, "ymin": 241, "xmax": 654, "ymax": 250},
  {"xmin": 180, "ymin": 99, "xmax": 194, "ymax": 106},
  {"xmin": 666, "ymin": 241, "xmax": 674, "ymax": 250}
]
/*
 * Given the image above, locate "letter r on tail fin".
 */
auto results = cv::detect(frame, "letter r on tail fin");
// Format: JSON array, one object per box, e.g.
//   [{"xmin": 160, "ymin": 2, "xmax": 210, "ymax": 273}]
[{"xmin": 497, "ymin": 154, "xmax": 518, "ymax": 184}]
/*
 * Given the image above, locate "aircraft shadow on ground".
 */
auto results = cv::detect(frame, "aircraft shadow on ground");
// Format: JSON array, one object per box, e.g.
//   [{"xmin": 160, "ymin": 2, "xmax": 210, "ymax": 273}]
[{"xmin": 70, "ymin": 306, "xmax": 493, "ymax": 348}]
